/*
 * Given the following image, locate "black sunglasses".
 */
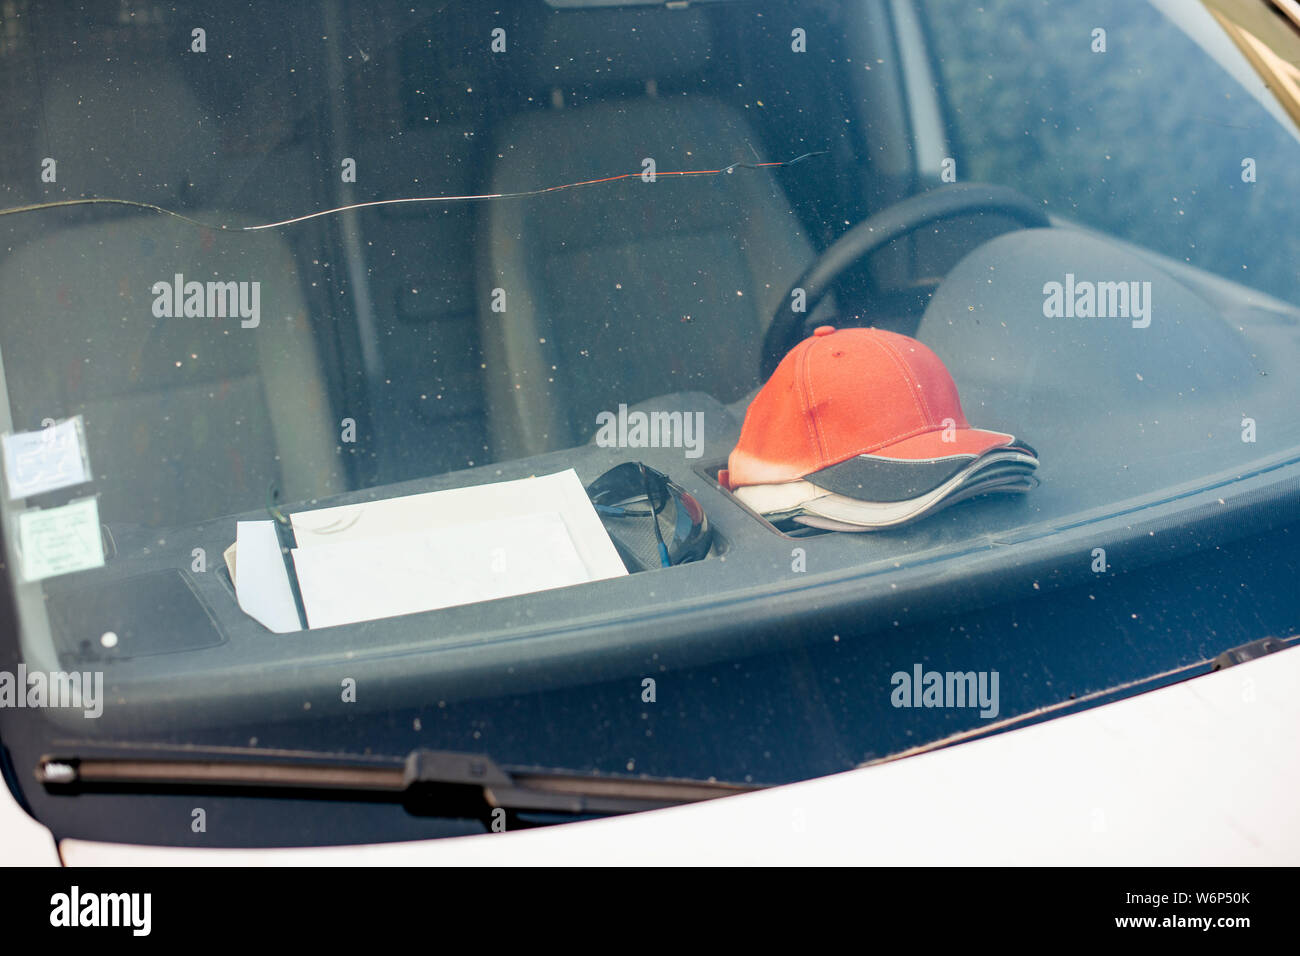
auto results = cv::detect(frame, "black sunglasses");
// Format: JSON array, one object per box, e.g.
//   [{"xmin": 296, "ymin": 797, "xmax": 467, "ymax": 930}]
[{"xmin": 586, "ymin": 462, "xmax": 712, "ymax": 569}]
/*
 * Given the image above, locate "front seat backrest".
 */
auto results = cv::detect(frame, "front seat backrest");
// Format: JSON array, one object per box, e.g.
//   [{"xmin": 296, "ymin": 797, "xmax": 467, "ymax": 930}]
[
  {"xmin": 0, "ymin": 62, "xmax": 342, "ymax": 527},
  {"xmin": 477, "ymin": 9, "xmax": 814, "ymax": 460}
]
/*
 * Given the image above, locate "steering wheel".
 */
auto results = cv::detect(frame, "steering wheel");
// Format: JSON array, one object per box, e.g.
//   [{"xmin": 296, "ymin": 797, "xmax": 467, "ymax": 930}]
[{"xmin": 760, "ymin": 183, "xmax": 1051, "ymax": 380}]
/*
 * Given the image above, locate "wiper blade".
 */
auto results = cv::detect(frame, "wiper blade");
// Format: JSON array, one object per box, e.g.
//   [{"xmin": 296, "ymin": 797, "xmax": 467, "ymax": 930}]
[
  {"xmin": 858, "ymin": 634, "xmax": 1297, "ymax": 769},
  {"xmin": 35, "ymin": 747, "xmax": 759, "ymax": 820}
]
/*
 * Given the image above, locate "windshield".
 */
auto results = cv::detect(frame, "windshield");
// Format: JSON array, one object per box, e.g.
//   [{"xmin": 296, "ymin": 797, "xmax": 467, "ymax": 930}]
[{"xmin": 2, "ymin": 0, "xmax": 1299, "ymax": 845}]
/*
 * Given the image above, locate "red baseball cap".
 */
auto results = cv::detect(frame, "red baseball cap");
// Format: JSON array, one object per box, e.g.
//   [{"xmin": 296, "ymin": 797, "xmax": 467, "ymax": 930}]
[{"xmin": 722, "ymin": 326, "xmax": 1029, "ymax": 502}]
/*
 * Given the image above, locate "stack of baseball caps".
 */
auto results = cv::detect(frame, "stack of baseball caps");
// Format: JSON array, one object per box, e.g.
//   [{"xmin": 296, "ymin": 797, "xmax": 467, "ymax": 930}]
[{"xmin": 719, "ymin": 326, "xmax": 1038, "ymax": 531}]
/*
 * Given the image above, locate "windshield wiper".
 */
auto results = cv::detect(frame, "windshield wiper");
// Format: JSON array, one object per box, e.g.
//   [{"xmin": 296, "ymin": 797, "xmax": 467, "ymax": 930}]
[{"xmin": 35, "ymin": 747, "xmax": 759, "ymax": 822}]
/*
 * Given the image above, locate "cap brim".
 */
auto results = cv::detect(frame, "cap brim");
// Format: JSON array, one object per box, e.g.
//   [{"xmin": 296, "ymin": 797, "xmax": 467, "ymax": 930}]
[{"xmin": 807, "ymin": 427, "xmax": 1031, "ymax": 503}]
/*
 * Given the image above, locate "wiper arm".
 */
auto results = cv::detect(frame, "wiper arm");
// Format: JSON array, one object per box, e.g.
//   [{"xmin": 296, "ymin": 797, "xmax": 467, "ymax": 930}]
[{"xmin": 36, "ymin": 747, "xmax": 759, "ymax": 821}]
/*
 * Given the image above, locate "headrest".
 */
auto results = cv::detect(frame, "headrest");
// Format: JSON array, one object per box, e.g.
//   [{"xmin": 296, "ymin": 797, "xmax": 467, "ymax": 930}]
[
  {"xmin": 534, "ymin": 7, "xmax": 713, "ymax": 90},
  {"xmin": 39, "ymin": 59, "xmax": 220, "ymax": 204}
]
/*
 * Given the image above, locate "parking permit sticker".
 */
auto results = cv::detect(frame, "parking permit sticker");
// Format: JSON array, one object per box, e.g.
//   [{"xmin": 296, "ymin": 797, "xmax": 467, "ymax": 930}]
[
  {"xmin": 2, "ymin": 415, "xmax": 93, "ymax": 500},
  {"xmin": 17, "ymin": 496, "xmax": 105, "ymax": 581}
]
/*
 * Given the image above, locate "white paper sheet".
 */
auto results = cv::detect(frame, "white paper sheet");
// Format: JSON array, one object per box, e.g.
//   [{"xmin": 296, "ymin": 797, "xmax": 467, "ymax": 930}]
[
  {"xmin": 289, "ymin": 469, "xmax": 625, "ymax": 580},
  {"xmin": 234, "ymin": 520, "xmax": 303, "ymax": 634},
  {"xmin": 291, "ymin": 511, "xmax": 595, "ymax": 629},
  {"xmin": 278, "ymin": 469, "xmax": 627, "ymax": 629}
]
